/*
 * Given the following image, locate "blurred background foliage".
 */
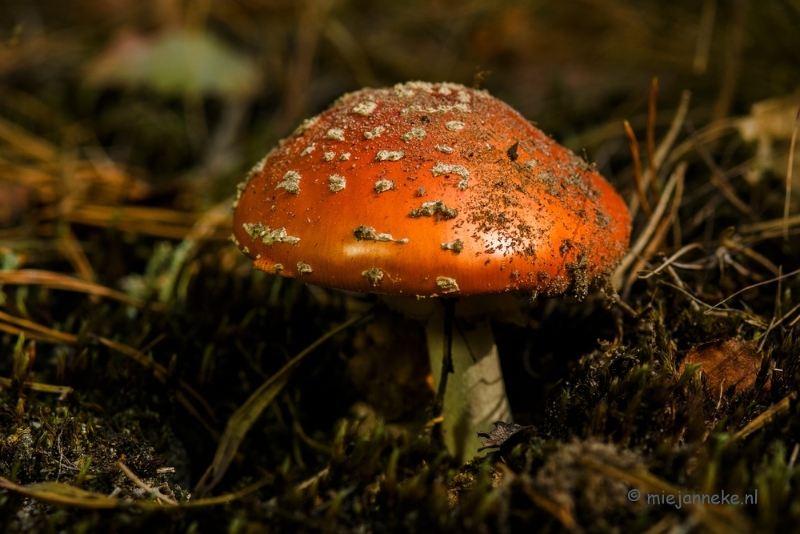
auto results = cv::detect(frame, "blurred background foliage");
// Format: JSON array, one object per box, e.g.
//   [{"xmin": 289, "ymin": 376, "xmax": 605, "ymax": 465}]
[{"xmin": 1, "ymin": 0, "xmax": 800, "ymax": 532}]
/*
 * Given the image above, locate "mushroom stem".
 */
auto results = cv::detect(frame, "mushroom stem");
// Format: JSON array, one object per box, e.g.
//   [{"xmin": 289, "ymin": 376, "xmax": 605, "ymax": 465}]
[
  {"xmin": 426, "ymin": 301, "xmax": 512, "ymax": 462},
  {"xmin": 433, "ymin": 298, "xmax": 457, "ymax": 415}
]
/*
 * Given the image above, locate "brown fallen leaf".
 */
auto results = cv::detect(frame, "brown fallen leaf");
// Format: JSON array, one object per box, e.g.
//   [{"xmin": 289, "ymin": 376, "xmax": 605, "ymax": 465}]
[
  {"xmin": 0, "ymin": 181, "xmax": 31, "ymax": 227},
  {"xmin": 682, "ymin": 339, "xmax": 766, "ymax": 395}
]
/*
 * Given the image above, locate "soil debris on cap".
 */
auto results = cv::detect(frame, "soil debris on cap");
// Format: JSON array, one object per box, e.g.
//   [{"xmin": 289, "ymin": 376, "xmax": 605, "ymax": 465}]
[
  {"xmin": 362, "ymin": 268, "xmax": 384, "ymax": 286},
  {"xmin": 351, "ymin": 101, "xmax": 377, "ymax": 116},
  {"xmin": 329, "ymin": 175, "xmax": 346, "ymax": 192},
  {"xmin": 374, "ymin": 179, "xmax": 395, "ymax": 193},
  {"xmin": 325, "ymin": 128, "xmax": 346, "ymax": 141},
  {"xmin": 276, "ymin": 171, "xmax": 301, "ymax": 194},
  {"xmin": 441, "ymin": 239, "xmax": 463, "ymax": 253},
  {"xmin": 431, "ymin": 162, "xmax": 470, "ymax": 190},
  {"xmin": 409, "ymin": 200, "xmax": 458, "ymax": 220},
  {"xmin": 402, "ymin": 128, "xmax": 427, "ymax": 142},
  {"xmin": 507, "ymin": 142, "xmax": 519, "ymax": 161},
  {"xmin": 293, "ymin": 115, "xmax": 319, "ymax": 135},
  {"xmin": 436, "ymin": 277, "xmax": 459, "ymax": 293},
  {"xmin": 364, "ymin": 126, "xmax": 386, "ymax": 139},
  {"xmin": 242, "ymin": 223, "xmax": 300, "ymax": 245},
  {"xmin": 435, "ymin": 144, "xmax": 455, "ymax": 154},
  {"xmin": 376, "ymin": 150, "xmax": 405, "ymax": 161},
  {"xmin": 354, "ymin": 225, "xmax": 408, "ymax": 243}
]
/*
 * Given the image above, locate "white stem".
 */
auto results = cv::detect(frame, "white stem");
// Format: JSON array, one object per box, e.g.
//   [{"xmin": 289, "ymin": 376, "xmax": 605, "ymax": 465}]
[{"xmin": 426, "ymin": 305, "xmax": 512, "ymax": 462}]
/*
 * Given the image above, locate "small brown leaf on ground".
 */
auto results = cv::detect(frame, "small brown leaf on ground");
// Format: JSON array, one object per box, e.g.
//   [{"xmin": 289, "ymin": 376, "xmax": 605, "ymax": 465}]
[
  {"xmin": 682, "ymin": 339, "xmax": 765, "ymax": 394},
  {"xmin": 0, "ymin": 182, "xmax": 31, "ymax": 228}
]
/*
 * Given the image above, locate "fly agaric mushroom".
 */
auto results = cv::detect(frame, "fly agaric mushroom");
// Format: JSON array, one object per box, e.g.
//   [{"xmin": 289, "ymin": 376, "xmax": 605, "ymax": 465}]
[{"xmin": 232, "ymin": 81, "xmax": 630, "ymax": 461}]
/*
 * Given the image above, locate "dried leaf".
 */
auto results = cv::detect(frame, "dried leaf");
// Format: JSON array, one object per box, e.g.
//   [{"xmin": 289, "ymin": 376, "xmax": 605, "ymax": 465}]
[
  {"xmin": 682, "ymin": 339, "xmax": 765, "ymax": 394},
  {"xmin": 85, "ymin": 30, "xmax": 260, "ymax": 98}
]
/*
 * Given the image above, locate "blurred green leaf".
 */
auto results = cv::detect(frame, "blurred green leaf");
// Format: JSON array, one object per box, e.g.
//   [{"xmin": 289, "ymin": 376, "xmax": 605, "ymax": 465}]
[{"xmin": 85, "ymin": 30, "xmax": 260, "ymax": 98}]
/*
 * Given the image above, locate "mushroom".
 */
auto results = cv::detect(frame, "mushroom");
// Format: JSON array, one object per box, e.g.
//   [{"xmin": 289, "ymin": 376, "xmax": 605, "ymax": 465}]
[{"xmin": 232, "ymin": 81, "xmax": 631, "ymax": 462}]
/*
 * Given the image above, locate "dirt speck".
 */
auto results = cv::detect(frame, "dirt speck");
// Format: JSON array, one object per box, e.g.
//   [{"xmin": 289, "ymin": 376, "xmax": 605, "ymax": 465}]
[
  {"xmin": 436, "ymin": 277, "xmax": 459, "ymax": 293},
  {"xmin": 409, "ymin": 200, "xmax": 458, "ymax": 220},
  {"xmin": 362, "ymin": 268, "xmax": 384, "ymax": 286},
  {"xmin": 441, "ymin": 239, "xmax": 463, "ymax": 253},
  {"xmin": 276, "ymin": 171, "xmax": 301, "ymax": 194}
]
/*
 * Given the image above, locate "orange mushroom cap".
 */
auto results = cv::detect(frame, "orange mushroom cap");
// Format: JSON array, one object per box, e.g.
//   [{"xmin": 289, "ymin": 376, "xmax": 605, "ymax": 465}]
[{"xmin": 232, "ymin": 81, "xmax": 630, "ymax": 298}]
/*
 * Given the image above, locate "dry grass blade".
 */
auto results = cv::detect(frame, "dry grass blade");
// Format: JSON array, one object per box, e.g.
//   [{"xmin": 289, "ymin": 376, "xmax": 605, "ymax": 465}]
[
  {"xmin": 0, "ymin": 310, "xmax": 217, "ymax": 430},
  {"xmin": 96, "ymin": 337, "xmax": 217, "ymax": 423},
  {"xmin": 693, "ymin": 0, "xmax": 717, "ymax": 74},
  {"xmin": 0, "ymin": 474, "xmax": 272, "ymax": 510},
  {"xmin": 0, "ymin": 376, "xmax": 73, "ymax": 397},
  {"xmin": 0, "ymin": 115, "xmax": 58, "ymax": 161},
  {"xmin": 0, "ymin": 310, "xmax": 78, "ymax": 344},
  {"xmin": 688, "ymin": 131, "xmax": 754, "ymax": 219},
  {"xmin": 721, "ymin": 237, "xmax": 780, "ymax": 276},
  {"xmin": 785, "ymin": 107, "xmax": 799, "ymax": 240},
  {"xmin": 613, "ymin": 162, "xmax": 687, "ymax": 291},
  {"xmin": 0, "ymin": 476, "xmax": 120, "ymax": 509},
  {"xmin": 740, "ymin": 214, "xmax": 800, "ymax": 235},
  {"xmin": 646, "ymin": 78, "xmax": 660, "ymax": 200},
  {"xmin": 629, "ymin": 90, "xmax": 691, "ymax": 219},
  {"xmin": 733, "ymin": 393, "xmax": 796, "ymax": 442},
  {"xmin": 117, "ymin": 461, "xmax": 177, "ymax": 505},
  {"xmin": 624, "ymin": 119, "xmax": 650, "ymax": 217},
  {"xmin": 638, "ymin": 243, "xmax": 705, "ymax": 279},
  {"xmin": 0, "ymin": 269, "xmax": 158, "ymax": 310},
  {"xmin": 656, "ymin": 91, "xmax": 692, "ymax": 167},
  {"xmin": 65, "ymin": 205, "xmax": 230, "ymax": 241},
  {"xmin": 707, "ymin": 266, "xmax": 800, "ymax": 312},
  {"xmin": 622, "ymin": 162, "xmax": 685, "ymax": 297},
  {"xmin": 194, "ymin": 311, "xmax": 374, "ymax": 497},
  {"xmin": 56, "ymin": 225, "xmax": 95, "ymax": 283}
]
